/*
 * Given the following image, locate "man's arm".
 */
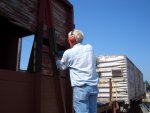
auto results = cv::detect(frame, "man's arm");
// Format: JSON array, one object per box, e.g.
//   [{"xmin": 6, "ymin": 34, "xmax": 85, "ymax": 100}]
[{"xmin": 56, "ymin": 58, "xmax": 68, "ymax": 70}]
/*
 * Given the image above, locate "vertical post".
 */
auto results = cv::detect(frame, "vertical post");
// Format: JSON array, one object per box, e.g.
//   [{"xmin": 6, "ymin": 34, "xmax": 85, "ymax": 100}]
[
  {"xmin": 109, "ymin": 78, "xmax": 112, "ymax": 104},
  {"xmin": 16, "ymin": 38, "xmax": 22, "ymax": 71}
]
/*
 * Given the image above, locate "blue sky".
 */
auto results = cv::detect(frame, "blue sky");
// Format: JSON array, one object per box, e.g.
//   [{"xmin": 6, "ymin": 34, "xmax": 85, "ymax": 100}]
[
  {"xmin": 21, "ymin": 0, "xmax": 150, "ymax": 81},
  {"xmin": 70, "ymin": 0, "xmax": 150, "ymax": 81}
]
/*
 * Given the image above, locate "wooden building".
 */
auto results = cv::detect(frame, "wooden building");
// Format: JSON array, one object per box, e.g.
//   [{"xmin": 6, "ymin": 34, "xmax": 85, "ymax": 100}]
[{"xmin": 0, "ymin": 0, "xmax": 74, "ymax": 113}]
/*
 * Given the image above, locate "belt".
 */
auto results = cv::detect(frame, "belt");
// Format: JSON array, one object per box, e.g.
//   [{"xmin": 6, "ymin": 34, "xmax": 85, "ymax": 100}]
[{"xmin": 74, "ymin": 84, "xmax": 87, "ymax": 88}]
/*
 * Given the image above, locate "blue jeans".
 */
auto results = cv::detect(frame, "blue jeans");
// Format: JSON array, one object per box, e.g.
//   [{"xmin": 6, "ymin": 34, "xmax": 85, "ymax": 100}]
[{"xmin": 73, "ymin": 85, "xmax": 98, "ymax": 113}]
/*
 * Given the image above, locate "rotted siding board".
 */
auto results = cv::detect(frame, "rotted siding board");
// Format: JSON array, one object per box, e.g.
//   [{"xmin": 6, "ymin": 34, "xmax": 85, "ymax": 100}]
[
  {"xmin": 52, "ymin": 1, "xmax": 67, "ymax": 46},
  {"xmin": 51, "ymin": 0, "xmax": 73, "ymax": 47},
  {"xmin": 0, "ymin": 0, "xmax": 38, "ymax": 32}
]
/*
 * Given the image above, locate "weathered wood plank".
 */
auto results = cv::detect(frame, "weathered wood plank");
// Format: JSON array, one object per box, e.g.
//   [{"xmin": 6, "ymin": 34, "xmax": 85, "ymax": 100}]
[
  {"xmin": 99, "ymin": 88, "xmax": 128, "ymax": 92},
  {"xmin": 98, "ymin": 93, "xmax": 128, "ymax": 97},
  {"xmin": 0, "ymin": 0, "xmax": 38, "ymax": 32},
  {"xmin": 51, "ymin": 1, "xmax": 71, "ymax": 47}
]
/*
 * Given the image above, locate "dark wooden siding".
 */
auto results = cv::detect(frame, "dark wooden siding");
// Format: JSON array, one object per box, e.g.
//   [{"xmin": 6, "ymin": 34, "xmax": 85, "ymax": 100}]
[
  {"xmin": 0, "ymin": 0, "xmax": 38, "ymax": 32},
  {"xmin": 0, "ymin": 0, "xmax": 74, "ymax": 113}
]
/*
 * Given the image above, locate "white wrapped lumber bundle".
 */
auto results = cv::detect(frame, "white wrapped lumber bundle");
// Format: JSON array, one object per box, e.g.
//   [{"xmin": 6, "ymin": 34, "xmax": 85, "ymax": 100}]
[{"xmin": 96, "ymin": 55, "xmax": 144, "ymax": 105}]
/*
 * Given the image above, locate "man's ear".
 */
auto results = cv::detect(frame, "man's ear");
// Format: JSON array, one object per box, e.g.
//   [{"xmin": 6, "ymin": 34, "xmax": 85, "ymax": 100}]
[{"xmin": 69, "ymin": 35, "xmax": 76, "ymax": 43}]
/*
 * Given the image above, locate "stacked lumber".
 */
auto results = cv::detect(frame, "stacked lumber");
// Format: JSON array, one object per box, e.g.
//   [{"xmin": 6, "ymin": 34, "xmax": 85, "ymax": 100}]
[{"xmin": 96, "ymin": 55, "xmax": 144, "ymax": 105}]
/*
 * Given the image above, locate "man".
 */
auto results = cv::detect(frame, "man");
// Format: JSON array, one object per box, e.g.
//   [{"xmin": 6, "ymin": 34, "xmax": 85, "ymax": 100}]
[{"xmin": 56, "ymin": 29, "xmax": 99, "ymax": 113}]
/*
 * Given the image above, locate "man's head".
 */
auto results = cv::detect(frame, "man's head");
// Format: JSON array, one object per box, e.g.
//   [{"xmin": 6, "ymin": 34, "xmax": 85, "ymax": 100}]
[{"xmin": 68, "ymin": 29, "xmax": 84, "ymax": 47}]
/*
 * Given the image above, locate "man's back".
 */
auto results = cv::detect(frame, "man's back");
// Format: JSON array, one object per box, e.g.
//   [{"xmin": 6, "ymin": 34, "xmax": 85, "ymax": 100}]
[{"xmin": 62, "ymin": 43, "xmax": 98, "ymax": 87}]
